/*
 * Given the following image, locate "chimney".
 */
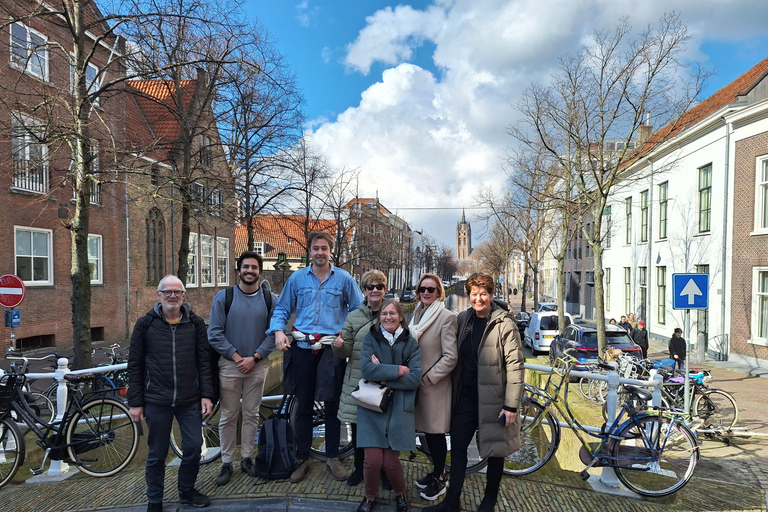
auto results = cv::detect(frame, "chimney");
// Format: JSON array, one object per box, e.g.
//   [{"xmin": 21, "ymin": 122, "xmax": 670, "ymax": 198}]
[{"xmin": 638, "ymin": 112, "xmax": 652, "ymax": 145}]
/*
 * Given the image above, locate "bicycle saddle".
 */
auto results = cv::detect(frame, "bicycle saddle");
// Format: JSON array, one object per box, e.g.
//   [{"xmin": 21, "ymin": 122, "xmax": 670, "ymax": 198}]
[{"xmin": 623, "ymin": 384, "xmax": 653, "ymax": 402}]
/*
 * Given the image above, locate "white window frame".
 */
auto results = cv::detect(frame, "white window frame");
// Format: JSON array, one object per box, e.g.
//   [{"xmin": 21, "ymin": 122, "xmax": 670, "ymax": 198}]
[
  {"xmin": 605, "ymin": 268, "xmax": 611, "ymax": 312},
  {"xmin": 750, "ymin": 267, "xmax": 768, "ymax": 347},
  {"xmin": 216, "ymin": 237, "xmax": 229, "ymax": 286},
  {"xmin": 253, "ymin": 242, "xmax": 265, "ymax": 256},
  {"xmin": 658, "ymin": 181, "xmax": 668, "ymax": 240},
  {"xmin": 187, "ymin": 232, "xmax": 198, "ymax": 287},
  {"xmin": 200, "ymin": 234, "xmax": 214, "ymax": 287},
  {"xmin": 88, "ymin": 234, "xmax": 103, "ymax": 284},
  {"xmin": 11, "ymin": 114, "xmax": 49, "ymax": 194},
  {"xmin": 625, "ymin": 197, "xmax": 632, "ymax": 245},
  {"xmin": 70, "ymin": 57, "xmax": 102, "ymax": 107},
  {"xmin": 698, "ymin": 164, "xmax": 712, "ymax": 233},
  {"xmin": 10, "ymin": 22, "xmax": 48, "ymax": 81},
  {"xmin": 14, "ymin": 226, "xmax": 53, "ymax": 286},
  {"xmin": 753, "ymin": 157, "xmax": 768, "ymax": 235}
]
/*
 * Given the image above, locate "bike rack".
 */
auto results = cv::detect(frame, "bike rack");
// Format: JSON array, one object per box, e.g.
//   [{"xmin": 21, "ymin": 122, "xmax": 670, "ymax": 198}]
[{"xmin": 524, "ymin": 362, "xmax": 664, "ymax": 489}]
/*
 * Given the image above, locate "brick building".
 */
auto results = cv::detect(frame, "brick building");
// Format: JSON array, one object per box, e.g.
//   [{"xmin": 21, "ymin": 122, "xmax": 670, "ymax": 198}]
[{"xmin": 0, "ymin": 1, "xmax": 234, "ymax": 349}]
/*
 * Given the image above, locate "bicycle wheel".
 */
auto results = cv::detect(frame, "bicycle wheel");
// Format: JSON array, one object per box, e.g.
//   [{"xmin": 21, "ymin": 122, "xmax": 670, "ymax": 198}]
[
  {"xmin": 694, "ymin": 389, "xmax": 738, "ymax": 430},
  {"xmin": 589, "ymin": 379, "xmax": 608, "ymax": 404},
  {"xmin": 93, "ymin": 375, "xmax": 117, "ymax": 397},
  {"xmin": 419, "ymin": 432, "xmax": 487, "ymax": 475},
  {"xmin": 611, "ymin": 415, "xmax": 698, "ymax": 497},
  {"xmin": 0, "ymin": 418, "xmax": 24, "ymax": 488},
  {"xmin": 25, "ymin": 392, "xmax": 55, "ymax": 424},
  {"xmin": 504, "ymin": 399, "xmax": 560, "ymax": 476},
  {"xmin": 65, "ymin": 397, "xmax": 139, "ymax": 477},
  {"xmin": 170, "ymin": 402, "xmax": 222, "ymax": 464},
  {"xmin": 287, "ymin": 397, "xmax": 354, "ymax": 461},
  {"xmin": 578, "ymin": 377, "xmax": 594, "ymax": 401}
]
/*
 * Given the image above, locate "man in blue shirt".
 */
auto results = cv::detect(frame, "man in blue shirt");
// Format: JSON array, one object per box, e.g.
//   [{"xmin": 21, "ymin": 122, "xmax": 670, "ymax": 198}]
[{"xmin": 270, "ymin": 231, "xmax": 364, "ymax": 483}]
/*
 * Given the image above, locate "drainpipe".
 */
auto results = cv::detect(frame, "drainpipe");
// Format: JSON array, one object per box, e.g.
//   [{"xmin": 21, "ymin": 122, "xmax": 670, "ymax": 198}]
[
  {"xmin": 647, "ymin": 162, "xmax": 654, "ymax": 331},
  {"xmin": 124, "ymin": 170, "xmax": 131, "ymax": 338},
  {"xmin": 719, "ymin": 118, "xmax": 731, "ymax": 361}
]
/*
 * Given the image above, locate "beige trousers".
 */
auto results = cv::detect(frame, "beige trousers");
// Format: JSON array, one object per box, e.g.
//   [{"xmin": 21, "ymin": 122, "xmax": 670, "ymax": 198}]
[{"xmin": 218, "ymin": 357, "xmax": 270, "ymax": 463}]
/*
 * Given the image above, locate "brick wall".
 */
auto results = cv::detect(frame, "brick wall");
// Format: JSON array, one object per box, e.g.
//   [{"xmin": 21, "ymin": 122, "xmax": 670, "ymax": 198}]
[{"xmin": 730, "ymin": 131, "xmax": 768, "ymax": 361}]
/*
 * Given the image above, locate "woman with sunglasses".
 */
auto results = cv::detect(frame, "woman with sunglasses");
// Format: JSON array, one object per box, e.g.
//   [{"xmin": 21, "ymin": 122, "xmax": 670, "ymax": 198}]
[
  {"xmin": 333, "ymin": 270, "xmax": 389, "ymax": 486},
  {"xmin": 410, "ymin": 274, "xmax": 458, "ymax": 501}
]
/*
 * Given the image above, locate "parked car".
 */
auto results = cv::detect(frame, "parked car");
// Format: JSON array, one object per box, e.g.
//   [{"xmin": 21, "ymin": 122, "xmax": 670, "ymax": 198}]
[
  {"xmin": 401, "ymin": 290, "xmax": 416, "ymax": 303},
  {"xmin": 524, "ymin": 311, "xmax": 573, "ymax": 354},
  {"xmin": 549, "ymin": 322, "xmax": 642, "ymax": 370},
  {"xmin": 513, "ymin": 311, "xmax": 530, "ymax": 335},
  {"xmin": 384, "ymin": 292, "xmax": 399, "ymax": 302},
  {"xmin": 537, "ymin": 302, "xmax": 558, "ymax": 312}
]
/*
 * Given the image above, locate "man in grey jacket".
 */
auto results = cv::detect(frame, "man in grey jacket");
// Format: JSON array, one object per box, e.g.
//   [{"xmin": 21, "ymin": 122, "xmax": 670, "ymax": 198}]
[{"xmin": 208, "ymin": 251, "xmax": 277, "ymax": 485}]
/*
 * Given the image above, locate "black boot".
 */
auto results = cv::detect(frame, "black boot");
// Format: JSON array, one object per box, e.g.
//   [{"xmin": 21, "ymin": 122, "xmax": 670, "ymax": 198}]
[
  {"xmin": 477, "ymin": 494, "xmax": 497, "ymax": 512},
  {"xmin": 395, "ymin": 493, "xmax": 410, "ymax": 512},
  {"xmin": 423, "ymin": 490, "xmax": 461, "ymax": 512},
  {"xmin": 357, "ymin": 497, "xmax": 375, "ymax": 512}
]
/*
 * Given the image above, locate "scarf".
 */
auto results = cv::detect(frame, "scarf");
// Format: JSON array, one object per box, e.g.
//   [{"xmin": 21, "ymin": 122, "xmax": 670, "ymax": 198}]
[{"xmin": 409, "ymin": 300, "xmax": 445, "ymax": 340}]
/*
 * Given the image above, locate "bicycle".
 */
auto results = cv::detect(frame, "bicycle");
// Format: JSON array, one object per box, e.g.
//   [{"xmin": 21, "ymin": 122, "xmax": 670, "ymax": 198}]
[
  {"xmin": 169, "ymin": 394, "xmax": 355, "ymax": 464},
  {"xmin": 503, "ymin": 353, "xmax": 699, "ymax": 497},
  {"xmin": 0, "ymin": 353, "xmax": 140, "ymax": 488},
  {"xmin": 408, "ymin": 430, "xmax": 488, "ymax": 475},
  {"xmin": 602, "ymin": 365, "xmax": 739, "ymax": 430}
]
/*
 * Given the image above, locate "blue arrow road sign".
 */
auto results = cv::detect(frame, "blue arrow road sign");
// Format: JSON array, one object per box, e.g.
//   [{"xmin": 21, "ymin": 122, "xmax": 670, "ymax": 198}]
[{"xmin": 672, "ymin": 273, "xmax": 709, "ymax": 310}]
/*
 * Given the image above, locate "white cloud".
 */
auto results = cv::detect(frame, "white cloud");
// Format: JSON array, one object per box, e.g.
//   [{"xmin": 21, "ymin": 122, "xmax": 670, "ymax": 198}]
[
  {"xmin": 310, "ymin": 0, "xmax": 768, "ymax": 247},
  {"xmin": 295, "ymin": 1, "xmax": 319, "ymax": 27},
  {"xmin": 321, "ymin": 46, "xmax": 332, "ymax": 64}
]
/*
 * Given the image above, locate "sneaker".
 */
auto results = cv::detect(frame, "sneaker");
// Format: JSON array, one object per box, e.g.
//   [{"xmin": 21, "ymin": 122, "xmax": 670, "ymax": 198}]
[
  {"xmin": 241, "ymin": 458, "xmax": 255, "ymax": 477},
  {"xmin": 346, "ymin": 468, "xmax": 364, "ymax": 486},
  {"xmin": 415, "ymin": 473, "xmax": 432, "ymax": 489},
  {"xmin": 215, "ymin": 464, "xmax": 233, "ymax": 486},
  {"xmin": 419, "ymin": 476, "xmax": 447, "ymax": 501},
  {"xmin": 147, "ymin": 503, "xmax": 162, "ymax": 512},
  {"xmin": 178, "ymin": 489, "xmax": 210, "ymax": 508},
  {"xmin": 290, "ymin": 458, "xmax": 311, "ymax": 483},
  {"xmin": 326, "ymin": 457, "xmax": 347, "ymax": 481}
]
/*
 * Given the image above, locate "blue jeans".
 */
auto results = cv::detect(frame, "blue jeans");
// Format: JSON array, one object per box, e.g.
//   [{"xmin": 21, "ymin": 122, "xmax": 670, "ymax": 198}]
[
  {"xmin": 291, "ymin": 346, "xmax": 342, "ymax": 460},
  {"xmin": 144, "ymin": 402, "xmax": 202, "ymax": 503}
]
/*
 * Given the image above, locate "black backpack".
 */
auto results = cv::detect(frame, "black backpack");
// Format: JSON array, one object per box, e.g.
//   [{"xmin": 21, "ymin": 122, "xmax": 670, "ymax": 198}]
[
  {"xmin": 253, "ymin": 395, "xmax": 298, "ymax": 479},
  {"xmin": 209, "ymin": 282, "xmax": 274, "ymax": 403}
]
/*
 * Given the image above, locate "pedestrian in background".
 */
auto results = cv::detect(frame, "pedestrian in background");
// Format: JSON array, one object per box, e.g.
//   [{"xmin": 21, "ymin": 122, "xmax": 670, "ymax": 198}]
[
  {"xmin": 128, "ymin": 275, "xmax": 213, "ymax": 511},
  {"xmin": 669, "ymin": 327, "xmax": 686, "ymax": 370},
  {"xmin": 618, "ymin": 315, "xmax": 631, "ymax": 333},
  {"xmin": 628, "ymin": 313, "xmax": 639, "ymax": 330},
  {"xmin": 631, "ymin": 320, "xmax": 649, "ymax": 359},
  {"xmin": 410, "ymin": 274, "xmax": 457, "ymax": 501},
  {"xmin": 356, "ymin": 299, "xmax": 421, "ymax": 512},
  {"xmin": 208, "ymin": 251, "xmax": 277, "ymax": 486},
  {"xmin": 333, "ymin": 269, "xmax": 389, "ymax": 486},
  {"xmin": 609, "ymin": 318, "xmax": 617, "ymax": 325}
]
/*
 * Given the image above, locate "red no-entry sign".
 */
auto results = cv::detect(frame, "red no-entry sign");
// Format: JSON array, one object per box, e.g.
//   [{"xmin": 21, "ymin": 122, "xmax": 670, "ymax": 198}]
[{"xmin": 0, "ymin": 274, "xmax": 26, "ymax": 308}]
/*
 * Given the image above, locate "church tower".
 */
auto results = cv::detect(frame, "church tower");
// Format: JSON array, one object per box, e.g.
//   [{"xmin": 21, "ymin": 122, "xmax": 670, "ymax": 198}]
[{"xmin": 456, "ymin": 209, "xmax": 472, "ymax": 260}]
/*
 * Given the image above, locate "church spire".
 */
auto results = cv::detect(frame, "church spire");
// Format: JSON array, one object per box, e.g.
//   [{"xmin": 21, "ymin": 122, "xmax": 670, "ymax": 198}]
[{"xmin": 461, "ymin": 208, "xmax": 466, "ymax": 223}]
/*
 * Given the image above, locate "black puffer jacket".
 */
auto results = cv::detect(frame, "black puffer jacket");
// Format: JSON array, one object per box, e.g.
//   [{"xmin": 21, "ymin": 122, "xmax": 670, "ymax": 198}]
[{"xmin": 127, "ymin": 302, "xmax": 213, "ymax": 407}]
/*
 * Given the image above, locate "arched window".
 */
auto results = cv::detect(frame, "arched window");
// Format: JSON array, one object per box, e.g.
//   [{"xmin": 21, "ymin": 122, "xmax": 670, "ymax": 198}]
[{"xmin": 145, "ymin": 208, "xmax": 165, "ymax": 283}]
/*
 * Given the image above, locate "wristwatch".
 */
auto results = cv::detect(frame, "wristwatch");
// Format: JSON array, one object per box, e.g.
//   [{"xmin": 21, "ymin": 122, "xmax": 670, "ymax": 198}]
[{"xmin": 252, "ymin": 354, "xmax": 261, "ymax": 363}]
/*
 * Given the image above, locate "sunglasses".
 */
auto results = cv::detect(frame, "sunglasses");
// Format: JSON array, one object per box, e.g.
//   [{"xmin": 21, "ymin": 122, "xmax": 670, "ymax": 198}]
[
  {"xmin": 364, "ymin": 284, "xmax": 386, "ymax": 291},
  {"xmin": 418, "ymin": 286, "xmax": 437, "ymax": 294}
]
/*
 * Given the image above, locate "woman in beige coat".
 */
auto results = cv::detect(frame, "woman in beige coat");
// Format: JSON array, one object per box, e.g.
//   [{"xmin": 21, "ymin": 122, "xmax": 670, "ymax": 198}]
[{"xmin": 410, "ymin": 274, "xmax": 458, "ymax": 501}]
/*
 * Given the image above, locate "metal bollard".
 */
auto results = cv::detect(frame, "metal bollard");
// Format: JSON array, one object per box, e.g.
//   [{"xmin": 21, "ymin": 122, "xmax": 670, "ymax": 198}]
[
  {"xmin": 47, "ymin": 357, "xmax": 71, "ymax": 477},
  {"xmin": 600, "ymin": 370, "xmax": 622, "ymax": 488}
]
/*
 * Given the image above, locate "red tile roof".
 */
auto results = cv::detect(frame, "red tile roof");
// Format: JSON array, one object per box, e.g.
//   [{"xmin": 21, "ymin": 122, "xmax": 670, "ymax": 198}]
[
  {"xmin": 641, "ymin": 56, "xmax": 768, "ymax": 154},
  {"xmin": 234, "ymin": 215, "xmax": 338, "ymax": 259},
  {"xmin": 126, "ymin": 80, "xmax": 197, "ymax": 151},
  {"xmin": 344, "ymin": 198, "xmax": 392, "ymax": 214}
]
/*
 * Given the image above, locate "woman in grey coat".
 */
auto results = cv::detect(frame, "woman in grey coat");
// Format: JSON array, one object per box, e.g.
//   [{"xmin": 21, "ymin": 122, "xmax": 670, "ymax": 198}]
[
  {"xmin": 333, "ymin": 269, "xmax": 388, "ymax": 486},
  {"xmin": 356, "ymin": 299, "xmax": 422, "ymax": 512}
]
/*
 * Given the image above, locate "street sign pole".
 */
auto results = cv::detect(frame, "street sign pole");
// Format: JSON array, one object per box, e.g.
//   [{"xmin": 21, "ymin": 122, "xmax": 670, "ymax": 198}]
[{"xmin": 684, "ymin": 309, "xmax": 690, "ymax": 417}]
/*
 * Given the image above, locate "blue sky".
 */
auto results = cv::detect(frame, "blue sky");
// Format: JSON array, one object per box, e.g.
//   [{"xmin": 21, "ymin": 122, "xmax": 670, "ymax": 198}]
[{"xmin": 246, "ymin": 0, "xmax": 768, "ymax": 249}]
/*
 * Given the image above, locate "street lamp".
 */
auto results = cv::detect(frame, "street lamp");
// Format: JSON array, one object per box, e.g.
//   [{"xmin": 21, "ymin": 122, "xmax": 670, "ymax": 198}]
[{"xmin": 274, "ymin": 251, "xmax": 291, "ymax": 290}]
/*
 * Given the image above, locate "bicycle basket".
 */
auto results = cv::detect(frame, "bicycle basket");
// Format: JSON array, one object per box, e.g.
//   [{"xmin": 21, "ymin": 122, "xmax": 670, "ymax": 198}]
[{"xmin": 0, "ymin": 375, "xmax": 18, "ymax": 407}]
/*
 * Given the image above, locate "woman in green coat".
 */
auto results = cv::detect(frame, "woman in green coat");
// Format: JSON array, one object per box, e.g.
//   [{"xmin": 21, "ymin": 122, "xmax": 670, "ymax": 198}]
[
  {"xmin": 333, "ymin": 270, "xmax": 388, "ymax": 486},
  {"xmin": 356, "ymin": 299, "xmax": 421, "ymax": 512}
]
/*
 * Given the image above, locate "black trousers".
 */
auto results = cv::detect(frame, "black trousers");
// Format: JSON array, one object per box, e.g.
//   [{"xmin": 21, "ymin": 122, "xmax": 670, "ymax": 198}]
[{"xmin": 449, "ymin": 393, "xmax": 504, "ymax": 498}]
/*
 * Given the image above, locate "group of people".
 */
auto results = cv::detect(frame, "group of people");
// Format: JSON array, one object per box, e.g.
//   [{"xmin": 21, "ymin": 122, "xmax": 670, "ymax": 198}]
[
  {"xmin": 127, "ymin": 230, "xmax": 526, "ymax": 512},
  {"xmin": 610, "ymin": 313, "xmax": 686, "ymax": 367}
]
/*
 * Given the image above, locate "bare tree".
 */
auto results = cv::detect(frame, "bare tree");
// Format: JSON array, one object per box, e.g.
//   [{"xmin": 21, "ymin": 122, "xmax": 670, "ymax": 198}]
[{"xmin": 512, "ymin": 13, "xmax": 706, "ymax": 356}]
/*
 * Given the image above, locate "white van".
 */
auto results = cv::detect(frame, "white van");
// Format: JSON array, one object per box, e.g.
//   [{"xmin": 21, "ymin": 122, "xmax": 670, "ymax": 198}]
[{"xmin": 524, "ymin": 311, "xmax": 573, "ymax": 353}]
